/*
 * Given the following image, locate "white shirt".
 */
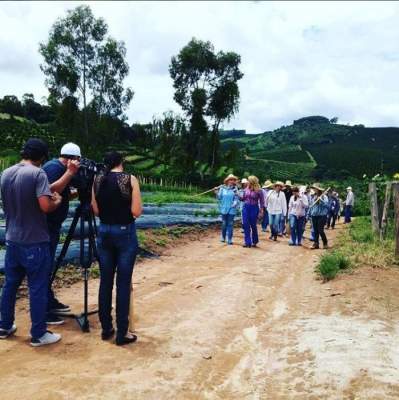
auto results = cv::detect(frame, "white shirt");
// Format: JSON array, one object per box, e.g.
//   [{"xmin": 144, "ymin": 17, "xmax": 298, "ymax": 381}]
[
  {"xmin": 266, "ymin": 190, "xmax": 287, "ymax": 215},
  {"xmin": 345, "ymin": 191, "xmax": 354, "ymax": 206}
]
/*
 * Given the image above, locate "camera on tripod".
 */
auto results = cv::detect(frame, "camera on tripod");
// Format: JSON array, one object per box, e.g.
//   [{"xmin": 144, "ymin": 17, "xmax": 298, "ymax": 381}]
[{"xmin": 74, "ymin": 158, "xmax": 105, "ymax": 204}]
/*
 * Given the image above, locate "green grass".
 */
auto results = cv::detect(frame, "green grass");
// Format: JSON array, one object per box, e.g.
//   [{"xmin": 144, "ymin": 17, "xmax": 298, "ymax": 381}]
[
  {"xmin": 316, "ymin": 216, "xmax": 398, "ymax": 281},
  {"xmin": 317, "ymin": 252, "xmax": 351, "ymax": 282},
  {"xmin": 142, "ymin": 191, "xmax": 215, "ymax": 205}
]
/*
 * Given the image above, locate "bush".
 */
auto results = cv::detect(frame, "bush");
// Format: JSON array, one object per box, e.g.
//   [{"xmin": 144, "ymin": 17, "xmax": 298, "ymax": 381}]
[
  {"xmin": 349, "ymin": 217, "xmax": 375, "ymax": 243},
  {"xmin": 317, "ymin": 251, "xmax": 351, "ymax": 281}
]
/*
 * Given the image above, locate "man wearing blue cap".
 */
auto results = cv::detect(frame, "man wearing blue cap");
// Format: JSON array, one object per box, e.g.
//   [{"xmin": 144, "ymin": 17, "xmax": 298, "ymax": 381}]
[
  {"xmin": 42, "ymin": 143, "xmax": 81, "ymax": 325},
  {"xmin": 0, "ymin": 138, "xmax": 63, "ymax": 346}
]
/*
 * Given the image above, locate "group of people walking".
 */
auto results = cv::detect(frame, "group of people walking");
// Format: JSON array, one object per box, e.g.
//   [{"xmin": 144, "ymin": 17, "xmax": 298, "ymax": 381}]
[{"xmin": 216, "ymin": 174, "xmax": 355, "ymax": 250}]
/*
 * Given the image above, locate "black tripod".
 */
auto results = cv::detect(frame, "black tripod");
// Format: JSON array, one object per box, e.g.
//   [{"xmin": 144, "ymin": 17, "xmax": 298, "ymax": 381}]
[{"xmin": 50, "ymin": 201, "xmax": 98, "ymax": 332}]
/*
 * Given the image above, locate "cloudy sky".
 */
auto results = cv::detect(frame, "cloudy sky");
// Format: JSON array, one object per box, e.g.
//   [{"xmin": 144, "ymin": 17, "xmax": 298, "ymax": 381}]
[{"xmin": 1, "ymin": 1, "xmax": 399, "ymax": 132}]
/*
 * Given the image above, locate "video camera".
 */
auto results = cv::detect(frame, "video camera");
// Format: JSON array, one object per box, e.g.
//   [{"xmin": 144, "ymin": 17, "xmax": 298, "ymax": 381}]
[{"xmin": 74, "ymin": 158, "xmax": 105, "ymax": 204}]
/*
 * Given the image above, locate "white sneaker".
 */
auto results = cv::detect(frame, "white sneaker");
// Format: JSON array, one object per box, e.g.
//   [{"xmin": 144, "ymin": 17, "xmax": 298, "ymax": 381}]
[
  {"xmin": 0, "ymin": 324, "xmax": 17, "ymax": 339},
  {"xmin": 30, "ymin": 331, "xmax": 61, "ymax": 347}
]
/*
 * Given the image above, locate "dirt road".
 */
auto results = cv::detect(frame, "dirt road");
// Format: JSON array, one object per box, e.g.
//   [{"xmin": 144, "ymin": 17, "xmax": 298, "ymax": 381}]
[{"xmin": 1, "ymin": 223, "xmax": 399, "ymax": 400}]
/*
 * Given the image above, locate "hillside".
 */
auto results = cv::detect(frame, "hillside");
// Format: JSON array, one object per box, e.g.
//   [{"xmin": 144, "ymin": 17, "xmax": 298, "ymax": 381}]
[
  {"xmin": 1, "ymin": 113, "xmax": 398, "ymax": 185},
  {"xmin": 221, "ymin": 116, "xmax": 399, "ymax": 181}
]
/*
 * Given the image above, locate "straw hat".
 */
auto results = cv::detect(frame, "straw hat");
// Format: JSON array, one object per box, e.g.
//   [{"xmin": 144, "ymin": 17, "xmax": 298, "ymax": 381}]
[
  {"xmin": 311, "ymin": 182, "xmax": 325, "ymax": 192},
  {"xmin": 274, "ymin": 181, "xmax": 284, "ymax": 187},
  {"xmin": 285, "ymin": 180, "xmax": 292, "ymax": 187},
  {"xmin": 262, "ymin": 179, "xmax": 273, "ymax": 189},
  {"xmin": 241, "ymin": 178, "xmax": 248, "ymax": 184},
  {"xmin": 224, "ymin": 174, "xmax": 238, "ymax": 184}
]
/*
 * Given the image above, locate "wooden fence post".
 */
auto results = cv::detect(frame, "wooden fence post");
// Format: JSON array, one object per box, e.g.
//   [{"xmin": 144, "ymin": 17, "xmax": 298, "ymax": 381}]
[
  {"xmin": 393, "ymin": 183, "xmax": 399, "ymax": 258},
  {"xmin": 369, "ymin": 182, "xmax": 380, "ymax": 236},
  {"xmin": 380, "ymin": 182, "xmax": 392, "ymax": 240}
]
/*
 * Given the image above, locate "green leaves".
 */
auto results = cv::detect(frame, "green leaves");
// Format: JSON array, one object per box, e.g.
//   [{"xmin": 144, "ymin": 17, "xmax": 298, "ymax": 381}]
[{"xmin": 39, "ymin": 4, "xmax": 133, "ymax": 141}]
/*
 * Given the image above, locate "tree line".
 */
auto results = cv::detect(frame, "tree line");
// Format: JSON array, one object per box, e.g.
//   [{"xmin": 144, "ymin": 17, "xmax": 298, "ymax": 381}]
[{"xmin": 0, "ymin": 5, "xmax": 243, "ymax": 183}]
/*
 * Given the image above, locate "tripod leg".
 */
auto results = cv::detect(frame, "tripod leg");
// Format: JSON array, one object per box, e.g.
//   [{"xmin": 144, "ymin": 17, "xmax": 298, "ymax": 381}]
[
  {"xmin": 79, "ymin": 215, "xmax": 90, "ymax": 333},
  {"xmin": 50, "ymin": 206, "xmax": 82, "ymax": 285}
]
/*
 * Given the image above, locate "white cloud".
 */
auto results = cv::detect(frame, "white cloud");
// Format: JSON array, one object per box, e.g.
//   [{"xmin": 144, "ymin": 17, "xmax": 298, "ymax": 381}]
[{"xmin": 0, "ymin": 1, "xmax": 399, "ymax": 132}]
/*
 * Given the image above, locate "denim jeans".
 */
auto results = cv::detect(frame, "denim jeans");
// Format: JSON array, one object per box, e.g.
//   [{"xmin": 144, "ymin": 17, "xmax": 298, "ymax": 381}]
[
  {"xmin": 261, "ymin": 208, "xmax": 269, "ymax": 231},
  {"xmin": 269, "ymin": 213, "xmax": 282, "ymax": 238},
  {"xmin": 221, "ymin": 213, "xmax": 235, "ymax": 243},
  {"xmin": 47, "ymin": 224, "xmax": 61, "ymax": 311},
  {"xmin": 327, "ymin": 212, "xmax": 338, "ymax": 228},
  {"xmin": 344, "ymin": 205, "xmax": 352, "ymax": 223},
  {"xmin": 97, "ymin": 223, "xmax": 138, "ymax": 338},
  {"xmin": 242, "ymin": 203, "xmax": 259, "ymax": 246},
  {"xmin": 289, "ymin": 215, "xmax": 305, "ymax": 245},
  {"xmin": 0, "ymin": 241, "xmax": 51, "ymax": 339},
  {"xmin": 279, "ymin": 215, "xmax": 286, "ymax": 235}
]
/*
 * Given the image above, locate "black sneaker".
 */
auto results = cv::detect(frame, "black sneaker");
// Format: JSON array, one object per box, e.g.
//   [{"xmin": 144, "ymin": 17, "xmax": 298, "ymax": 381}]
[
  {"xmin": 0, "ymin": 324, "xmax": 17, "ymax": 339},
  {"xmin": 46, "ymin": 315, "xmax": 65, "ymax": 325},
  {"xmin": 50, "ymin": 299, "xmax": 71, "ymax": 314},
  {"xmin": 116, "ymin": 333, "xmax": 137, "ymax": 346}
]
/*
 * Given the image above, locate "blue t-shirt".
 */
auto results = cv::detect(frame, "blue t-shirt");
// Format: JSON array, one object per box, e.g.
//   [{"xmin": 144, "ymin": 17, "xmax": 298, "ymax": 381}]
[{"xmin": 42, "ymin": 159, "xmax": 73, "ymax": 227}]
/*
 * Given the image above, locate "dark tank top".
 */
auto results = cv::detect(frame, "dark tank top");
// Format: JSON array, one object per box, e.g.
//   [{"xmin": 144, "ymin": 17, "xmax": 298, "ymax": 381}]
[{"xmin": 95, "ymin": 172, "xmax": 134, "ymax": 225}]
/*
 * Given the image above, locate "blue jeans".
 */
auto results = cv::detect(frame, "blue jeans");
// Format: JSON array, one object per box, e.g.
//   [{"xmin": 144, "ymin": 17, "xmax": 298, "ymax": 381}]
[
  {"xmin": 221, "ymin": 213, "xmax": 235, "ymax": 243},
  {"xmin": 97, "ymin": 223, "xmax": 139, "ymax": 338},
  {"xmin": 261, "ymin": 208, "xmax": 269, "ymax": 231},
  {"xmin": 344, "ymin": 205, "xmax": 352, "ymax": 223},
  {"xmin": 0, "ymin": 241, "xmax": 51, "ymax": 339},
  {"xmin": 242, "ymin": 204, "xmax": 259, "ymax": 246},
  {"xmin": 269, "ymin": 213, "xmax": 282, "ymax": 238},
  {"xmin": 47, "ymin": 224, "xmax": 61, "ymax": 311},
  {"xmin": 279, "ymin": 215, "xmax": 286, "ymax": 235},
  {"xmin": 289, "ymin": 215, "xmax": 305, "ymax": 245}
]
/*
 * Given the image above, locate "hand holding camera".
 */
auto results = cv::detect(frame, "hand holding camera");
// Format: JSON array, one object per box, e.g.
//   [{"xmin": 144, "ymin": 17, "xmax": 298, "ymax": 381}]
[{"xmin": 67, "ymin": 159, "xmax": 80, "ymax": 176}]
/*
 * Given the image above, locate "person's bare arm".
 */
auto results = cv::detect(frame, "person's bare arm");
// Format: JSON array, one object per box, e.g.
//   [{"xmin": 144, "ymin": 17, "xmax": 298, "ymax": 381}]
[
  {"xmin": 50, "ymin": 160, "xmax": 80, "ymax": 193},
  {"xmin": 91, "ymin": 186, "xmax": 99, "ymax": 216},
  {"xmin": 38, "ymin": 192, "xmax": 62, "ymax": 213},
  {"xmin": 131, "ymin": 175, "xmax": 142, "ymax": 218}
]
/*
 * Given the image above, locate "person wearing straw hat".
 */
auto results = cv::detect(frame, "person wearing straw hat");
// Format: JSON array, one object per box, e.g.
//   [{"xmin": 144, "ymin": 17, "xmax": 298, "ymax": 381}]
[
  {"xmin": 239, "ymin": 175, "xmax": 264, "ymax": 248},
  {"xmin": 309, "ymin": 183, "xmax": 329, "ymax": 249},
  {"xmin": 261, "ymin": 180, "xmax": 273, "ymax": 232},
  {"xmin": 343, "ymin": 186, "xmax": 355, "ymax": 224},
  {"xmin": 215, "ymin": 174, "xmax": 239, "ymax": 245},
  {"xmin": 265, "ymin": 181, "xmax": 287, "ymax": 241},
  {"xmin": 288, "ymin": 186, "xmax": 308, "ymax": 246}
]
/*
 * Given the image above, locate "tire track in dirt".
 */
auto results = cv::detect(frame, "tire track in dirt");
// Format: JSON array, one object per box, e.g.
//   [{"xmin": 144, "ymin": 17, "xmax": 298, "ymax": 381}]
[{"xmin": 1, "ymin": 223, "xmax": 399, "ymax": 400}]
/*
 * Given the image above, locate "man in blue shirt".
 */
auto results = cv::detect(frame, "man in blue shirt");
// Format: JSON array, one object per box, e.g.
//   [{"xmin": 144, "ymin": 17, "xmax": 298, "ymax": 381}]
[{"xmin": 42, "ymin": 143, "xmax": 81, "ymax": 325}]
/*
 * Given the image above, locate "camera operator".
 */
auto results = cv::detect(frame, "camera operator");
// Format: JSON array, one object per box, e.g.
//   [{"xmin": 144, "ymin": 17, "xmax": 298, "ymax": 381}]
[
  {"xmin": 91, "ymin": 151, "xmax": 142, "ymax": 346},
  {"xmin": 0, "ymin": 138, "xmax": 62, "ymax": 346},
  {"xmin": 42, "ymin": 143, "xmax": 81, "ymax": 325}
]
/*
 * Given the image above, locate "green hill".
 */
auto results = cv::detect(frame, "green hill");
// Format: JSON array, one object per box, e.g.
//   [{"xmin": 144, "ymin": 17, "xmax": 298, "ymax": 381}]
[{"xmin": 221, "ymin": 116, "xmax": 399, "ymax": 181}]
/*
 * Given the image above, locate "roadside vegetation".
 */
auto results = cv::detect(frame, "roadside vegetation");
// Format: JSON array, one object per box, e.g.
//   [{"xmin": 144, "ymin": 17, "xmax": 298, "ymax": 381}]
[{"xmin": 317, "ymin": 216, "xmax": 398, "ymax": 281}]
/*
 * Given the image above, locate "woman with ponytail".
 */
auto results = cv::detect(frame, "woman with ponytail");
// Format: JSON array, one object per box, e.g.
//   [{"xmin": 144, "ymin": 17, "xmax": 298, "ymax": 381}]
[{"xmin": 91, "ymin": 151, "xmax": 142, "ymax": 346}]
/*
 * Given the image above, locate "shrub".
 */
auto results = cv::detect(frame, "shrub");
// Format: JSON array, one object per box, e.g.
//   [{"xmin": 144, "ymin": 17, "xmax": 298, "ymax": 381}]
[{"xmin": 317, "ymin": 251, "xmax": 351, "ymax": 281}]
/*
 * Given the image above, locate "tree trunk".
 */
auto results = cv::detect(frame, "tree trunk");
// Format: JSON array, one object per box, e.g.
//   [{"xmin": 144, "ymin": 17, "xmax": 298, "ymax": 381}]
[
  {"xmin": 380, "ymin": 182, "xmax": 392, "ymax": 240},
  {"xmin": 393, "ymin": 183, "xmax": 399, "ymax": 258},
  {"xmin": 82, "ymin": 30, "xmax": 89, "ymax": 142},
  {"xmin": 211, "ymin": 120, "xmax": 220, "ymax": 169},
  {"xmin": 369, "ymin": 182, "xmax": 380, "ymax": 236}
]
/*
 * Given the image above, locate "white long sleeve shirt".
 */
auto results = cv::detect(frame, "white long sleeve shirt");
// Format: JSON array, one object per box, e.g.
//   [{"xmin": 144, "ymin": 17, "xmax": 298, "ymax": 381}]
[
  {"xmin": 345, "ymin": 191, "xmax": 355, "ymax": 206},
  {"xmin": 266, "ymin": 190, "xmax": 287, "ymax": 216},
  {"xmin": 288, "ymin": 194, "xmax": 309, "ymax": 217}
]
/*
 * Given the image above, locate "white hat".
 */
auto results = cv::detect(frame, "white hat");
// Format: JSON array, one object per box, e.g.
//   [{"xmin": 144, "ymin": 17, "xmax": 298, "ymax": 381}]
[
  {"xmin": 241, "ymin": 178, "xmax": 249, "ymax": 184},
  {"xmin": 347, "ymin": 186, "xmax": 352, "ymax": 190},
  {"xmin": 60, "ymin": 142, "xmax": 81, "ymax": 157}
]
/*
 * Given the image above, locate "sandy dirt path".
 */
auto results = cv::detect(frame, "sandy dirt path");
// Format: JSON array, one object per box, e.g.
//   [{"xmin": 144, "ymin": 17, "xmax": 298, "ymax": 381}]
[{"xmin": 1, "ymin": 222, "xmax": 399, "ymax": 400}]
